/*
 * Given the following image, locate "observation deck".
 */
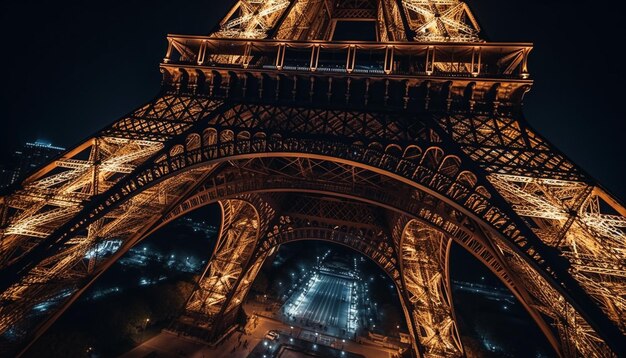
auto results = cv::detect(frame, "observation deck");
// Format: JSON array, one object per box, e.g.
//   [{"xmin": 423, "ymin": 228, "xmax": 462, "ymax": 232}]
[{"xmin": 161, "ymin": 36, "xmax": 533, "ymax": 112}]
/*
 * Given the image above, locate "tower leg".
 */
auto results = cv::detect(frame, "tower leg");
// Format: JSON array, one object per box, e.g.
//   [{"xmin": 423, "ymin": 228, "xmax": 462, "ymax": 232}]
[
  {"xmin": 172, "ymin": 197, "xmax": 274, "ymax": 341},
  {"xmin": 397, "ymin": 219, "xmax": 464, "ymax": 357}
]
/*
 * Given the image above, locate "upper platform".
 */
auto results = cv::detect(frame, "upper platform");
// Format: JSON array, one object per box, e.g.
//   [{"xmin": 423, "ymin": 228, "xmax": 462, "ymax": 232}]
[{"xmin": 159, "ymin": 1, "xmax": 533, "ymax": 111}]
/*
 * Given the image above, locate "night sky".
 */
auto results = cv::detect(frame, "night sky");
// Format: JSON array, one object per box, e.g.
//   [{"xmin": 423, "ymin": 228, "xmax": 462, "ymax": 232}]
[{"xmin": 0, "ymin": 0, "xmax": 625, "ymax": 200}]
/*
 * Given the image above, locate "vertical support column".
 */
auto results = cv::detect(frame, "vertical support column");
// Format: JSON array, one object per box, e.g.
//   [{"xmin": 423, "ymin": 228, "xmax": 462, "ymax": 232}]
[
  {"xmin": 276, "ymin": 43, "xmax": 287, "ymax": 70},
  {"xmin": 163, "ymin": 37, "xmax": 174, "ymax": 63},
  {"xmin": 218, "ymin": 248, "xmax": 273, "ymax": 328},
  {"xmin": 398, "ymin": 219, "xmax": 464, "ymax": 357},
  {"xmin": 310, "ymin": 45, "xmax": 321, "ymax": 72},
  {"xmin": 425, "ymin": 46, "xmax": 436, "ymax": 75},
  {"xmin": 471, "ymin": 46, "xmax": 482, "ymax": 77},
  {"xmin": 521, "ymin": 47, "xmax": 530, "ymax": 79},
  {"xmin": 242, "ymin": 41, "xmax": 252, "ymax": 69},
  {"xmin": 346, "ymin": 45, "xmax": 357, "ymax": 73},
  {"xmin": 197, "ymin": 40, "xmax": 207, "ymax": 66},
  {"xmin": 174, "ymin": 198, "xmax": 272, "ymax": 341},
  {"xmin": 384, "ymin": 46, "xmax": 395, "ymax": 75}
]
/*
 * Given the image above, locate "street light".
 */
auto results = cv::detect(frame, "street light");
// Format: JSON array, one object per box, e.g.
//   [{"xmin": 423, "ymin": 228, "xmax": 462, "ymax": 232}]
[{"xmin": 141, "ymin": 318, "xmax": 150, "ymax": 341}]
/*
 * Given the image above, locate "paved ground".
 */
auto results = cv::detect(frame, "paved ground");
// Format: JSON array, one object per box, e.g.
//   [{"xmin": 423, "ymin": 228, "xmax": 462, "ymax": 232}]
[
  {"xmin": 122, "ymin": 267, "xmax": 399, "ymax": 358},
  {"xmin": 282, "ymin": 273, "xmax": 355, "ymax": 334},
  {"xmin": 248, "ymin": 330, "xmax": 364, "ymax": 358},
  {"xmin": 121, "ymin": 315, "xmax": 396, "ymax": 358}
]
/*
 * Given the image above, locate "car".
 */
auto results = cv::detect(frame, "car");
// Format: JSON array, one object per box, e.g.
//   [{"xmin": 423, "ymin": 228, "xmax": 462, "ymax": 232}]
[{"xmin": 265, "ymin": 330, "xmax": 279, "ymax": 341}]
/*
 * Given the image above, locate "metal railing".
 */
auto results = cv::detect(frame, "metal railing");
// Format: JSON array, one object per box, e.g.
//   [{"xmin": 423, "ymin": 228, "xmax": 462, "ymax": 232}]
[{"xmin": 163, "ymin": 36, "xmax": 532, "ymax": 80}]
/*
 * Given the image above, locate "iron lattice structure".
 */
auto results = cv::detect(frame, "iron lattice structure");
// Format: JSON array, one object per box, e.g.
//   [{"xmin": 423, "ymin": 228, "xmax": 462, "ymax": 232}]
[{"xmin": 0, "ymin": 0, "xmax": 625, "ymax": 357}]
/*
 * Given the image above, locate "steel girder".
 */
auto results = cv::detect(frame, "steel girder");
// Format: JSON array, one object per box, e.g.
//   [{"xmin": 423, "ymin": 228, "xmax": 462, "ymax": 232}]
[{"xmin": 0, "ymin": 95, "xmax": 624, "ymax": 356}]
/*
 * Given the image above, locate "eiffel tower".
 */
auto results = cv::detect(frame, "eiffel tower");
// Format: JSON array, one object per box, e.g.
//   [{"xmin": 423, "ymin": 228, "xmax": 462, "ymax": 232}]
[{"xmin": 1, "ymin": 0, "xmax": 625, "ymax": 356}]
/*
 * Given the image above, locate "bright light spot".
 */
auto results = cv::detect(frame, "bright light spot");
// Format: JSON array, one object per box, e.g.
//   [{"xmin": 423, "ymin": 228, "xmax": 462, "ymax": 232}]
[{"xmin": 84, "ymin": 240, "xmax": 122, "ymax": 259}]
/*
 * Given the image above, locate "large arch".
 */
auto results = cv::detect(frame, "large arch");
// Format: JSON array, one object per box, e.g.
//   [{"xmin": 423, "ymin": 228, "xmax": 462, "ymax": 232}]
[
  {"xmin": 154, "ymin": 160, "xmax": 563, "ymax": 355},
  {"xmin": 174, "ymin": 192, "xmax": 467, "ymax": 357},
  {"xmin": 26, "ymin": 168, "xmax": 564, "ymax": 358},
  {"xmin": 0, "ymin": 99, "xmax": 621, "ymax": 357},
  {"xmin": 153, "ymin": 188, "xmax": 560, "ymax": 357}
]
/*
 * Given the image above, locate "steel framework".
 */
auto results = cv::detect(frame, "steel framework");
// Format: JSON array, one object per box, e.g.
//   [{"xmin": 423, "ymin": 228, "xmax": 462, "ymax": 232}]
[{"xmin": 0, "ymin": 0, "xmax": 624, "ymax": 357}]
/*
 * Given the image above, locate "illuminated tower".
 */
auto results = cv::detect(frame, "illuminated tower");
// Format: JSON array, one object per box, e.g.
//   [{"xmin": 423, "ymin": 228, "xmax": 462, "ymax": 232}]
[{"xmin": 1, "ymin": 1, "xmax": 625, "ymax": 356}]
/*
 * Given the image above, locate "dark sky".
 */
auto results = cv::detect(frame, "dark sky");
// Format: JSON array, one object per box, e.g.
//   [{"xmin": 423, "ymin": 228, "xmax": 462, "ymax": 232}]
[{"xmin": 0, "ymin": 1, "xmax": 625, "ymax": 200}]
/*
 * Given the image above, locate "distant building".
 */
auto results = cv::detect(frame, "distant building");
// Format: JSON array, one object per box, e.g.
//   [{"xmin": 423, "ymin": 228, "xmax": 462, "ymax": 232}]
[
  {"xmin": 0, "ymin": 166, "xmax": 18, "ymax": 189},
  {"xmin": 0, "ymin": 140, "xmax": 65, "ymax": 188}
]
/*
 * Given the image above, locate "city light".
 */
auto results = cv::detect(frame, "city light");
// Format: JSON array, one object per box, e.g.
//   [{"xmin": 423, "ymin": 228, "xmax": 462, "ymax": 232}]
[{"xmin": 84, "ymin": 240, "xmax": 122, "ymax": 259}]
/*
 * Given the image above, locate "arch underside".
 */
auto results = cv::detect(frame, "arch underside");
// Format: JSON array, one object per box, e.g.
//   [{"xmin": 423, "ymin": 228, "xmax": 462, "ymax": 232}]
[
  {"xmin": 169, "ymin": 189, "xmax": 468, "ymax": 357},
  {"xmin": 0, "ymin": 94, "xmax": 623, "ymax": 356}
]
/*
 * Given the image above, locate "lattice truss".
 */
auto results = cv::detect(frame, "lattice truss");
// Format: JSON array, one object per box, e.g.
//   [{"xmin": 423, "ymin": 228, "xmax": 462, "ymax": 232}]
[
  {"xmin": 0, "ymin": 94, "xmax": 220, "ymax": 339},
  {"xmin": 229, "ymin": 156, "xmax": 405, "ymax": 194},
  {"xmin": 211, "ymin": 102, "xmax": 435, "ymax": 143},
  {"xmin": 436, "ymin": 114, "xmax": 580, "ymax": 180},
  {"xmin": 184, "ymin": 197, "xmax": 274, "ymax": 326},
  {"xmin": 213, "ymin": 0, "xmax": 292, "ymax": 39},
  {"xmin": 264, "ymin": 195, "xmax": 400, "ymax": 273},
  {"xmin": 401, "ymin": 0, "xmax": 481, "ymax": 42},
  {"xmin": 378, "ymin": 0, "xmax": 408, "ymax": 41},
  {"xmin": 211, "ymin": 0, "xmax": 481, "ymax": 43},
  {"xmin": 489, "ymin": 175, "xmax": 626, "ymax": 333},
  {"xmin": 435, "ymin": 113, "xmax": 626, "ymax": 340},
  {"xmin": 399, "ymin": 220, "xmax": 462, "ymax": 357},
  {"xmin": 1, "ymin": 139, "xmax": 160, "ymax": 245},
  {"xmin": 273, "ymin": 0, "xmax": 326, "ymax": 40},
  {"xmin": 0, "ymin": 148, "xmax": 208, "ymax": 336},
  {"xmin": 487, "ymin": 231, "xmax": 616, "ymax": 357}
]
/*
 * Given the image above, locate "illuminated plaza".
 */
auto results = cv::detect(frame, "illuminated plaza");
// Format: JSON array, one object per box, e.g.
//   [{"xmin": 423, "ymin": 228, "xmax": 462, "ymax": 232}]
[{"xmin": 281, "ymin": 252, "xmax": 359, "ymax": 337}]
